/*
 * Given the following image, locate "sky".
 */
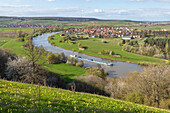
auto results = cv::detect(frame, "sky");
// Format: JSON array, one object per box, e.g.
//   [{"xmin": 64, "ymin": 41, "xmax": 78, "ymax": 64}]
[{"xmin": 0, "ymin": 0, "xmax": 170, "ymax": 21}]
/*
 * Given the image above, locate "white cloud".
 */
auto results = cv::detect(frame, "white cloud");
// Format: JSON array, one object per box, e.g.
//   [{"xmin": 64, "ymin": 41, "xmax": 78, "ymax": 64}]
[
  {"xmin": 94, "ymin": 9, "xmax": 103, "ymax": 13},
  {"xmin": 48, "ymin": 0, "xmax": 56, "ymax": 1},
  {"xmin": 85, "ymin": 0, "xmax": 92, "ymax": 2},
  {"xmin": 0, "ymin": 6, "xmax": 170, "ymax": 21},
  {"xmin": 85, "ymin": 8, "xmax": 170, "ymax": 21},
  {"xmin": 130, "ymin": 0, "xmax": 170, "ymax": 2},
  {"xmin": 0, "ymin": 4, "xmax": 32, "ymax": 8}
]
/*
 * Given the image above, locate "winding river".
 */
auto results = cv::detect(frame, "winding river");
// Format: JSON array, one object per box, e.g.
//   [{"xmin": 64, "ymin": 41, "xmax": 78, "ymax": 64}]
[{"xmin": 33, "ymin": 32, "xmax": 143, "ymax": 78}]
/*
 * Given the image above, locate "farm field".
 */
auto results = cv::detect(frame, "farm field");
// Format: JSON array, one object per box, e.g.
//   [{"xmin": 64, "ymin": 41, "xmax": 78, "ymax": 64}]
[
  {"xmin": 49, "ymin": 34, "xmax": 167, "ymax": 65},
  {"xmin": 0, "ymin": 18, "xmax": 22, "ymax": 25},
  {"xmin": 0, "ymin": 79, "xmax": 169, "ymax": 113},
  {"xmin": 21, "ymin": 20, "xmax": 138, "ymax": 26},
  {"xmin": 0, "ymin": 18, "xmax": 138, "ymax": 26},
  {"xmin": 0, "ymin": 27, "xmax": 34, "ymax": 33},
  {"xmin": 132, "ymin": 25, "xmax": 170, "ymax": 31},
  {"xmin": 0, "ymin": 37, "xmax": 13, "ymax": 46},
  {"xmin": 2, "ymin": 39, "xmax": 86, "ymax": 83}
]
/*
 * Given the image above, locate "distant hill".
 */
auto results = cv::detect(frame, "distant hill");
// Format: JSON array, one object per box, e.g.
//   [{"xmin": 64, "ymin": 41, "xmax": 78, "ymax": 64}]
[{"xmin": 0, "ymin": 16, "xmax": 100, "ymax": 22}]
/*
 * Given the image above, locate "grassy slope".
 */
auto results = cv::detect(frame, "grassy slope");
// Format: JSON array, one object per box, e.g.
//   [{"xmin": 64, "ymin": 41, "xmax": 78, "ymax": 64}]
[
  {"xmin": 2, "ymin": 39, "xmax": 86, "ymax": 83},
  {"xmin": 50, "ymin": 34, "xmax": 165, "ymax": 65},
  {"xmin": 0, "ymin": 80, "xmax": 169, "ymax": 113}
]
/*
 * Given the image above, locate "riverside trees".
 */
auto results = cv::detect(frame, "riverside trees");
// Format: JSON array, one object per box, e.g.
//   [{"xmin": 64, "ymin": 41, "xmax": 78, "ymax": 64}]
[{"xmin": 106, "ymin": 66, "xmax": 170, "ymax": 109}]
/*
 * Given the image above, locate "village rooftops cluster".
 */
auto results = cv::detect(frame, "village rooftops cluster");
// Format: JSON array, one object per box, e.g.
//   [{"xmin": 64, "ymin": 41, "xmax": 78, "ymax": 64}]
[{"xmin": 65, "ymin": 27, "xmax": 142, "ymax": 39}]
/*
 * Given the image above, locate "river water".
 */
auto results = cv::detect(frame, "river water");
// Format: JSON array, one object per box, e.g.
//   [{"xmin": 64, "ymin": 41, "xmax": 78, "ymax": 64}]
[{"xmin": 33, "ymin": 32, "xmax": 143, "ymax": 78}]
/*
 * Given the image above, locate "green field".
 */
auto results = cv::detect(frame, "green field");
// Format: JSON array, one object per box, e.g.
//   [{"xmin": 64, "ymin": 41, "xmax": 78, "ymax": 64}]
[
  {"xmin": 49, "ymin": 34, "xmax": 166, "ymax": 65},
  {"xmin": 0, "ymin": 18, "xmax": 138, "ymax": 26},
  {"xmin": 0, "ymin": 79, "xmax": 169, "ymax": 113},
  {"xmin": 0, "ymin": 27, "xmax": 34, "ymax": 33},
  {"xmin": 132, "ymin": 25, "xmax": 170, "ymax": 31},
  {"xmin": 21, "ymin": 20, "xmax": 138, "ymax": 26},
  {"xmin": 0, "ymin": 37, "xmax": 13, "ymax": 46},
  {"xmin": 2, "ymin": 39, "xmax": 86, "ymax": 83},
  {"xmin": 0, "ymin": 18, "xmax": 22, "ymax": 25}
]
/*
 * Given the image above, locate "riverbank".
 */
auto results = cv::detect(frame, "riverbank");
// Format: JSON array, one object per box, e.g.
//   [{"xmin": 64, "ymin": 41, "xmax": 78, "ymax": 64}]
[
  {"xmin": 48, "ymin": 33, "xmax": 168, "ymax": 66},
  {"xmin": 2, "ymin": 38, "xmax": 86, "ymax": 83},
  {"xmin": 32, "ymin": 32, "xmax": 143, "ymax": 77}
]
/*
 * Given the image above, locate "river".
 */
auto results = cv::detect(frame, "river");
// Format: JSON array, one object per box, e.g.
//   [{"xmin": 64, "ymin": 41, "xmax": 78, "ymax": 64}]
[{"xmin": 32, "ymin": 32, "xmax": 143, "ymax": 78}]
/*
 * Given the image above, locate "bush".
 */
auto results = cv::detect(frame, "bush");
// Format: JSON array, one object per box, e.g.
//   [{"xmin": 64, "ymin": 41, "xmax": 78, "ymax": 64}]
[
  {"xmin": 66, "ymin": 56, "xmax": 78, "ymax": 65},
  {"xmin": 126, "ymin": 91, "xmax": 144, "ymax": 104},
  {"xmin": 153, "ymin": 53, "xmax": 165, "ymax": 58},
  {"xmin": 101, "ymin": 49, "xmax": 114, "ymax": 55},
  {"xmin": 58, "ymin": 52, "xmax": 66, "ymax": 63},
  {"xmin": 85, "ymin": 67, "xmax": 108, "ymax": 79},
  {"xmin": 46, "ymin": 52, "xmax": 57, "ymax": 64},
  {"xmin": 5, "ymin": 57, "xmax": 47, "ymax": 85},
  {"xmin": 73, "ymin": 75, "xmax": 109, "ymax": 96},
  {"xmin": 122, "ymin": 39, "xmax": 126, "ymax": 44},
  {"xmin": 76, "ymin": 61, "xmax": 84, "ymax": 67},
  {"xmin": 0, "ymin": 48, "xmax": 15, "ymax": 78},
  {"xmin": 109, "ymin": 51, "xmax": 115, "ymax": 55},
  {"xmin": 16, "ymin": 38, "xmax": 24, "ymax": 41}
]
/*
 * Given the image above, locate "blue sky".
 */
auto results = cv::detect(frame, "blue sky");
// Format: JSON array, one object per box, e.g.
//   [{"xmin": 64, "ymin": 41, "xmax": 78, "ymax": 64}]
[{"xmin": 0, "ymin": 0, "xmax": 170, "ymax": 21}]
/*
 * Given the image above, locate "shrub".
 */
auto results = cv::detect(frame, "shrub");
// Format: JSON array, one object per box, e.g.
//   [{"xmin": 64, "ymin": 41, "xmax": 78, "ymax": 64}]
[
  {"xmin": 46, "ymin": 52, "xmax": 57, "ymax": 64},
  {"xmin": 85, "ymin": 67, "xmax": 108, "ymax": 79},
  {"xmin": 109, "ymin": 51, "xmax": 115, "ymax": 55},
  {"xmin": 73, "ymin": 75, "xmax": 109, "ymax": 96},
  {"xmin": 58, "ymin": 52, "xmax": 66, "ymax": 63},
  {"xmin": 16, "ymin": 38, "xmax": 24, "ymax": 41},
  {"xmin": 101, "ymin": 50, "xmax": 109, "ymax": 55},
  {"xmin": 153, "ymin": 53, "xmax": 165, "ymax": 58},
  {"xmin": 5, "ymin": 57, "xmax": 47, "ymax": 85},
  {"xmin": 126, "ymin": 91, "xmax": 144, "ymax": 104},
  {"xmin": 76, "ymin": 61, "xmax": 84, "ymax": 67},
  {"xmin": 66, "ymin": 56, "xmax": 78, "ymax": 65},
  {"xmin": 0, "ymin": 48, "xmax": 15, "ymax": 78},
  {"xmin": 122, "ymin": 39, "xmax": 126, "ymax": 44}
]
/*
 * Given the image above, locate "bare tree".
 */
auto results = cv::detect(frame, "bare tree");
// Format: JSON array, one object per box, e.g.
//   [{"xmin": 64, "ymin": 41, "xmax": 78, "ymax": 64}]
[
  {"xmin": 23, "ymin": 40, "xmax": 44, "ymax": 73},
  {"xmin": 5, "ymin": 56, "xmax": 46, "ymax": 84}
]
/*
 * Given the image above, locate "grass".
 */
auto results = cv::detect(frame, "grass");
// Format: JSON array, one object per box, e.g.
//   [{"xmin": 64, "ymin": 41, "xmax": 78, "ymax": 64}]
[
  {"xmin": 0, "ymin": 18, "xmax": 22, "ymax": 25},
  {"xmin": 44, "ymin": 64, "xmax": 86, "ymax": 83},
  {"xmin": 0, "ymin": 37, "xmax": 13, "ymax": 46},
  {"xmin": 132, "ymin": 25, "xmax": 170, "ymax": 31},
  {"xmin": 21, "ymin": 20, "xmax": 138, "ymax": 26},
  {"xmin": 0, "ymin": 79, "xmax": 169, "ymax": 113},
  {"xmin": 2, "ymin": 39, "xmax": 86, "ymax": 83},
  {"xmin": 49, "ymin": 34, "xmax": 166, "ymax": 65},
  {"xmin": 0, "ymin": 27, "xmax": 34, "ymax": 33}
]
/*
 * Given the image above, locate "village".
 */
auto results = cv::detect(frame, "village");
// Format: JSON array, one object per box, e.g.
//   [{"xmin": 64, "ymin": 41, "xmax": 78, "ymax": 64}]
[{"xmin": 64, "ymin": 26, "xmax": 153, "ymax": 39}]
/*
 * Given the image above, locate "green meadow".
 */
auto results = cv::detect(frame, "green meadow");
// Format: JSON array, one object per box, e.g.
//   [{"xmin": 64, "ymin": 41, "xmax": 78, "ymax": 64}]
[
  {"xmin": 0, "ymin": 79, "xmax": 169, "ymax": 113},
  {"xmin": 2, "ymin": 39, "xmax": 86, "ymax": 83},
  {"xmin": 132, "ymin": 25, "xmax": 170, "ymax": 31},
  {"xmin": 0, "ymin": 18, "xmax": 22, "ymax": 25},
  {"xmin": 0, "ymin": 37, "xmax": 13, "ymax": 46},
  {"xmin": 49, "ymin": 34, "xmax": 166, "ymax": 65},
  {"xmin": 0, "ymin": 27, "xmax": 34, "ymax": 33}
]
